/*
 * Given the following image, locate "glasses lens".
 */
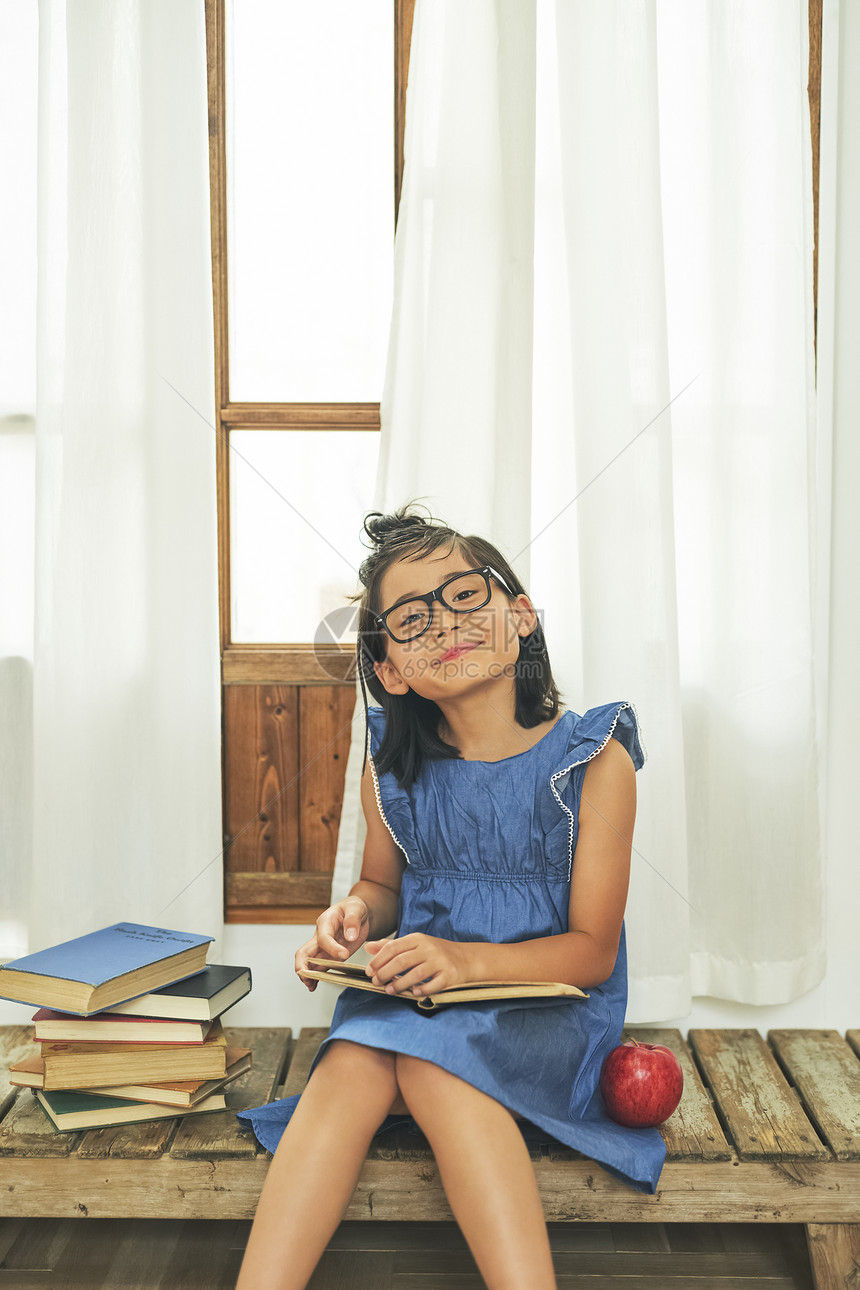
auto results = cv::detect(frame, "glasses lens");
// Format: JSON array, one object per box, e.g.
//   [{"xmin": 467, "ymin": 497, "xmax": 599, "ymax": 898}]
[
  {"xmin": 440, "ymin": 571, "xmax": 490, "ymax": 614},
  {"xmin": 387, "ymin": 601, "xmax": 433, "ymax": 641}
]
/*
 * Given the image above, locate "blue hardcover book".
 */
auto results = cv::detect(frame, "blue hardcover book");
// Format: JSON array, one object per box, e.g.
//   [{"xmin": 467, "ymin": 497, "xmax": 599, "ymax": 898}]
[{"xmin": 0, "ymin": 923, "xmax": 215, "ymax": 1016}]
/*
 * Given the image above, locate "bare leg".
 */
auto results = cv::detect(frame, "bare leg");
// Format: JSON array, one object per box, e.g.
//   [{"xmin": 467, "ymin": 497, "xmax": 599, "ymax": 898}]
[
  {"xmin": 235, "ymin": 1040, "xmax": 400, "ymax": 1290},
  {"xmin": 395, "ymin": 1054, "xmax": 557, "ymax": 1290}
]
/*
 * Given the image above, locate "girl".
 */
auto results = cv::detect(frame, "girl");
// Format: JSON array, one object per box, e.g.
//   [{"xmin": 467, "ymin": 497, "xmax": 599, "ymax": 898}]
[{"xmin": 236, "ymin": 504, "xmax": 666, "ymax": 1290}]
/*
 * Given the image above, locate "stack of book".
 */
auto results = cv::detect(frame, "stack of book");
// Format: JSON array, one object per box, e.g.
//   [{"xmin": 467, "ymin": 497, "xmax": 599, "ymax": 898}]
[{"xmin": 0, "ymin": 922, "xmax": 252, "ymax": 1132}]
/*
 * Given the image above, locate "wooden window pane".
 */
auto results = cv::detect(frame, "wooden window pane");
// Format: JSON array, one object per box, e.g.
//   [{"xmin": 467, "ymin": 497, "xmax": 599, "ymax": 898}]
[
  {"xmin": 223, "ymin": 684, "xmax": 355, "ymax": 915},
  {"xmin": 229, "ymin": 428, "xmax": 376, "ymax": 643},
  {"xmin": 225, "ymin": 0, "xmax": 394, "ymax": 402}
]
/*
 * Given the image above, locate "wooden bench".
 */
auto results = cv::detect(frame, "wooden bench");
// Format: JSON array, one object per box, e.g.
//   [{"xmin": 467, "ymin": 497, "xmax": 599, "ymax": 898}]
[{"xmin": 2, "ymin": 1024, "xmax": 859, "ymax": 1287}]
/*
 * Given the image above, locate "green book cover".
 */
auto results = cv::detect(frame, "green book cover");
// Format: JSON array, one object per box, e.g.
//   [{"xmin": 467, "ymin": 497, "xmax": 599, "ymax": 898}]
[{"xmin": 35, "ymin": 1086, "xmax": 224, "ymax": 1132}]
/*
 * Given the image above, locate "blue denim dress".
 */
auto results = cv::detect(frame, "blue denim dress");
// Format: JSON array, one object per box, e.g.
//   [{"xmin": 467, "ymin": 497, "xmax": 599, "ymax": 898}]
[{"xmin": 237, "ymin": 701, "xmax": 666, "ymax": 1194}]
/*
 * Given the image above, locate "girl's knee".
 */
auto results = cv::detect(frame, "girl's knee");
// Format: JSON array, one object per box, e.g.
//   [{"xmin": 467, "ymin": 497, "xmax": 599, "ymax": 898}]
[
  {"xmin": 395, "ymin": 1052, "xmax": 458, "ymax": 1101},
  {"xmin": 395, "ymin": 1055, "xmax": 519, "ymax": 1122},
  {"xmin": 319, "ymin": 1039, "xmax": 397, "ymax": 1079}
]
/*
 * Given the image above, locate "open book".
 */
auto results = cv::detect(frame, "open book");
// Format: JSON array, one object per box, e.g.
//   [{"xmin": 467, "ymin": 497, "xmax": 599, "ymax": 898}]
[{"xmin": 299, "ymin": 957, "xmax": 588, "ymax": 1012}]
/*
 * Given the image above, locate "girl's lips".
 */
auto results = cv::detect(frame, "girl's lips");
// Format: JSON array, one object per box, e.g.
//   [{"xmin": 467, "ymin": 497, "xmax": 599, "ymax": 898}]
[{"xmin": 437, "ymin": 641, "xmax": 480, "ymax": 665}]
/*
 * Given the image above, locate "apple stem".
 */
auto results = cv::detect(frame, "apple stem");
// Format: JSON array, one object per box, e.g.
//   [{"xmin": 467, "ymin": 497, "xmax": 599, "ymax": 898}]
[{"xmin": 629, "ymin": 1037, "xmax": 641, "ymax": 1047}]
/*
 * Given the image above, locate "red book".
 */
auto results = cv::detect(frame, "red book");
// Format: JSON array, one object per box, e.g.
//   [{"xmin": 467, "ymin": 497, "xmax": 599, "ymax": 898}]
[{"xmin": 32, "ymin": 1008, "xmax": 214, "ymax": 1045}]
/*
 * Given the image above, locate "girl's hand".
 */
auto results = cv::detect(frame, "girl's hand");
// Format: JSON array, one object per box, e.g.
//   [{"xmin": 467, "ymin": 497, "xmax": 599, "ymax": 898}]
[
  {"xmin": 364, "ymin": 933, "xmax": 472, "ymax": 998},
  {"xmin": 295, "ymin": 896, "xmax": 371, "ymax": 992}
]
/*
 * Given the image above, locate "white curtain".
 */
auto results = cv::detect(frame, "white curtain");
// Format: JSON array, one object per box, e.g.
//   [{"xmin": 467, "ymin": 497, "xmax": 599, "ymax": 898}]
[
  {"xmin": 334, "ymin": 0, "xmax": 823, "ymax": 1021},
  {"xmin": 1, "ymin": 0, "xmax": 223, "ymax": 975}
]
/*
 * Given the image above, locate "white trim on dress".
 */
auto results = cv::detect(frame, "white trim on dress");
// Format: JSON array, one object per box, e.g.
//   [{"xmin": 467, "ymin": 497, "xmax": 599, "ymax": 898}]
[
  {"xmin": 366, "ymin": 719, "xmax": 412, "ymax": 865},
  {"xmin": 549, "ymin": 702, "xmax": 639, "ymax": 881}
]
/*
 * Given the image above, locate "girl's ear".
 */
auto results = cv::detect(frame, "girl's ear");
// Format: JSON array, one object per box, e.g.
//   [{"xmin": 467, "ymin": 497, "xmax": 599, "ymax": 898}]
[
  {"xmin": 373, "ymin": 657, "xmax": 410, "ymax": 696},
  {"xmin": 512, "ymin": 594, "xmax": 539, "ymax": 638}
]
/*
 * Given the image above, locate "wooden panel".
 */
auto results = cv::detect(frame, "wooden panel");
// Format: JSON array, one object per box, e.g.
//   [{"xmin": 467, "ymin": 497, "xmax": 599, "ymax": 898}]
[
  {"xmin": 225, "ymin": 873, "xmax": 333, "ymax": 907},
  {"xmin": 299, "ymin": 686, "xmax": 358, "ymax": 871},
  {"xmin": 222, "ymin": 402, "xmax": 380, "ymax": 430},
  {"xmin": 223, "ymin": 685, "xmax": 300, "ymax": 876},
  {"xmin": 688, "ymin": 1029, "xmax": 829, "ymax": 1161},
  {"xmin": 623, "ymin": 1028, "xmax": 731, "ymax": 1162},
  {"xmin": 226, "ymin": 903, "xmax": 327, "ymax": 925},
  {"xmin": 223, "ymin": 647, "xmax": 356, "ymax": 685},
  {"xmin": 769, "ymin": 1029, "xmax": 860, "ymax": 1161},
  {"xmin": 805, "ymin": 1223, "xmax": 860, "ymax": 1290}
]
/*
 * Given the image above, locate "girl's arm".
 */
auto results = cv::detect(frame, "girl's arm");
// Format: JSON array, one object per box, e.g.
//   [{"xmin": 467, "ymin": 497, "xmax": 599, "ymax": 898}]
[
  {"xmin": 347, "ymin": 765, "xmax": 407, "ymax": 941},
  {"xmin": 296, "ymin": 764, "xmax": 406, "ymax": 988},
  {"xmin": 365, "ymin": 737, "xmax": 635, "ymax": 994}
]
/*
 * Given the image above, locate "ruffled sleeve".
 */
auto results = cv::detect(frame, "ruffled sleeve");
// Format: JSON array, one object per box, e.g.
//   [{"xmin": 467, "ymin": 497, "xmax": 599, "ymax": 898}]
[
  {"xmin": 364, "ymin": 706, "xmax": 417, "ymax": 864},
  {"xmin": 544, "ymin": 703, "xmax": 645, "ymax": 879},
  {"xmin": 565, "ymin": 701, "xmax": 646, "ymax": 773}
]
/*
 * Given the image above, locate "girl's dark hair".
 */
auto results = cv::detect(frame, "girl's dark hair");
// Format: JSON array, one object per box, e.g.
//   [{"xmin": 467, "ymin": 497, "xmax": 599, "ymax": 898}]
[{"xmin": 351, "ymin": 501, "xmax": 562, "ymax": 788}]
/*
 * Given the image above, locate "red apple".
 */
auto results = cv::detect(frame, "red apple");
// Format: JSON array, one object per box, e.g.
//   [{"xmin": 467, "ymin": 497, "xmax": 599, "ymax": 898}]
[{"xmin": 599, "ymin": 1037, "xmax": 684, "ymax": 1127}]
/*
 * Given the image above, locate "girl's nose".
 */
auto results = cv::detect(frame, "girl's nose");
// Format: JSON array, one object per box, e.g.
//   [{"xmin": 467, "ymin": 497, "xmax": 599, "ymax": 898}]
[{"xmin": 433, "ymin": 603, "xmax": 459, "ymax": 636}]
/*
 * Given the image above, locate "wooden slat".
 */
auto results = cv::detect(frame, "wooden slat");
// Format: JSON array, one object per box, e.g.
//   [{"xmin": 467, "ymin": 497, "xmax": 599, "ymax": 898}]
[
  {"xmin": 203, "ymin": 0, "xmax": 231, "ymax": 651},
  {"xmin": 0, "ymin": 1087, "xmax": 81, "ymax": 1158},
  {"xmin": 808, "ymin": 0, "xmax": 822, "ymax": 354},
  {"xmin": 170, "ymin": 1028, "xmax": 291, "ymax": 1160},
  {"xmin": 845, "ymin": 1029, "xmax": 860, "ymax": 1061},
  {"xmin": 624, "ymin": 1027, "xmax": 731, "ymax": 1162},
  {"xmin": 226, "ymin": 903, "xmax": 328, "ymax": 925},
  {"xmin": 769, "ymin": 1029, "xmax": 860, "ymax": 1161},
  {"xmin": 75, "ymin": 1116, "xmax": 179, "ymax": 1162},
  {"xmin": 0, "ymin": 1025, "xmax": 36, "ymax": 1123},
  {"xmin": 805, "ymin": 1222, "xmax": 860, "ymax": 1290},
  {"xmin": 223, "ymin": 684, "xmax": 300, "ymax": 876},
  {"xmin": 225, "ymin": 873, "xmax": 333, "ymax": 907},
  {"xmin": 298, "ymin": 686, "xmax": 357, "ymax": 872},
  {"xmin": 366, "ymin": 1126, "xmax": 401, "ymax": 1162},
  {"xmin": 221, "ymin": 402, "xmax": 380, "ymax": 430},
  {"xmin": 688, "ymin": 1029, "xmax": 829, "ymax": 1161},
  {"xmin": 394, "ymin": 1125, "xmax": 434, "ymax": 1163},
  {"xmin": 4, "ymin": 1155, "xmax": 860, "ymax": 1223},
  {"xmin": 394, "ymin": 0, "xmax": 417, "ymax": 224},
  {"xmin": 223, "ymin": 647, "xmax": 356, "ymax": 685},
  {"xmin": 394, "ymin": 1247, "xmax": 804, "ymax": 1280},
  {"xmin": 282, "ymin": 1027, "xmax": 329, "ymax": 1096}
]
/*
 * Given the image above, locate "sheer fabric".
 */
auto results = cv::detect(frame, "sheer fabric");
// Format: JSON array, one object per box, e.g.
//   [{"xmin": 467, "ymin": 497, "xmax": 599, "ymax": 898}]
[
  {"xmin": 334, "ymin": 0, "xmax": 823, "ymax": 1019},
  {"xmin": 1, "ymin": 1, "xmax": 224, "ymax": 966}
]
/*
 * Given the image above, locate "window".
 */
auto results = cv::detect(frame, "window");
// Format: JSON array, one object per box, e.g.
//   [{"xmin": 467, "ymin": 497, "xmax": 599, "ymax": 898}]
[{"xmin": 206, "ymin": 0, "xmax": 416, "ymax": 922}]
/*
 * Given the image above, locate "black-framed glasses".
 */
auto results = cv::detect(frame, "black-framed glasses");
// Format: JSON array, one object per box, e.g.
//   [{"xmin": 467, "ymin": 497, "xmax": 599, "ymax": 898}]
[{"xmin": 375, "ymin": 566, "xmax": 515, "ymax": 644}]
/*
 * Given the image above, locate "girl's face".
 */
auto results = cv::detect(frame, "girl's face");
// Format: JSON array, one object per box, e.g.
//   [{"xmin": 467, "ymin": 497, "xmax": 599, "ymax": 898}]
[{"xmin": 372, "ymin": 551, "xmax": 537, "ymax": 701}]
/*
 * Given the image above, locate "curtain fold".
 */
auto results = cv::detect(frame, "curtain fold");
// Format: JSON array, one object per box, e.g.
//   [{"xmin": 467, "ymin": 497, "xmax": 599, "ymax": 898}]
[
  {"xmin": 334, "ymin": 0, "xmax": 823, "ymax": 1020},
  {"xmin": 13, "ymin": 0, "xmax": 224, "ymax": 961}
]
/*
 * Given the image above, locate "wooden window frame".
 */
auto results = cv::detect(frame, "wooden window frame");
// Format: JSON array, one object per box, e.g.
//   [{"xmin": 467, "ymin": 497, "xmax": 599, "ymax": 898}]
[
  {"xmin": 206, "ymin": 0, "xmax": 415, "ymax": 679},
  {"xmin": 206, "ymin": 1, "xmax": 415, "ymax": 922}
]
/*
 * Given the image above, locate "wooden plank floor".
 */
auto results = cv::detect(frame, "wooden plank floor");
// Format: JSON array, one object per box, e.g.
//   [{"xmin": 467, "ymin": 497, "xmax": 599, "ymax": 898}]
[{"xmin": 0, "ymin": 1216, "xmax": 816, "ymax": 1288}]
